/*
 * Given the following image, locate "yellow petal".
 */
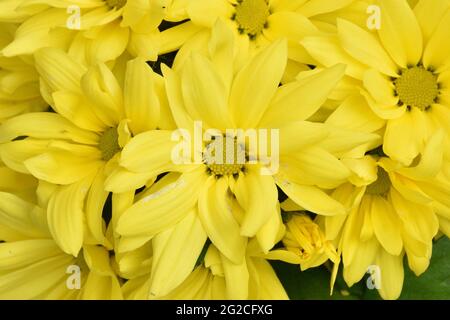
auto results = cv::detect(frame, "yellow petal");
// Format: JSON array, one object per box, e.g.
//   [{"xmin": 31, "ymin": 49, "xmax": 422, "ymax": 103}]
[
  {"xmin": 371, "ymin": 196, "xmax": 403, "ymax": 256},
  {"xmin": 390, "ymin": 189, "xmax": 438, "ymax": 245},
  {"xmin": 119, "ymin": 130, "xmax": 177, "ymax": 174},
  {"xmin": 181, "ymin": 53, "xmax": 233, "ymax": 129},
  {"xmin": 25, "ymin": 147, "xmax": 102, "ymax": 185},
  {"xmin": 0, "ymin": 192, "xmax": 49, "ymax": 240},
  {"xmin": 388, "ymin": 171, "xmax": 432, "ymax": 205},
  {"xmin": 298, "ymin": 0, "xmax": 355, "ymax": 16},
  {"xmin": 376, "ymin": 0, "xmax": 422, "ymax": 67},
  {"xmin": 116, "ymin": 169, "xmax": 206, "ymax": 237},
  {"xmin": 198, "ymin": 176, "xmax": 247, "ymax": 264},
  {"xmin": 341, "ymin": 207, "xmax": 365, "ymax": 266},
  {"xmin": 220, "ymin": 253, "xmax": 249, "ymax": 300},
  {"xmin": 342, "ymin": 157, "xmax": 378, "ymax": 187},
  {"xmin": 150, "ymin": 210, "xmax": 207, "ymax": 297},
  {"xmin": 83, "ymin": 245, "xmax": 115, "ymax": 277},
  {"xmin": 128, "ymin": 29, "xmax": 160, "ymax": 61},
  {"xmin": 86, "ymin": 21, "xmax": 129, "ymax": 64},
  {"xmin": 263, "ymin": 11, "xmax": 318, "ymax": 64},
  {"xmin": 81, "ymin": 271, "xmax": 123, "ymax": 300},
  {"xmin": 124, "ymin": 57, "xmax": 160, "ymax": 134},
  {"xmin": 423, "ymin": 9, "xmax": 450, "ymax": 72},
  {"xmin": 260, "ymin": 64, "xmax": 345, "ymax": 127},
  {"xmin": 384, "ymin": 108, "xmax": 427, "ymax": 165},
  {"xmin": 361, "ymin": 89, "xmax": 406, "ymax": 120},
  {"xmin": 359, "ymin": 196, "xmax": 374, "ymax": 241},
  {"xmin": 301, "ymin": 35, "xmax": 367, "ymax": 79},
  {"xmin": 0, "ymin": 240, "xmax": 62, "ymax": 272},
  {"xmin": 187, "ymin": 0, "xmax": 233, "ymax": 27},
  {"xmin": 0, "ymin": 112, "xmax": 99, "ymax": 145},
  {"xmin": 47, "ymin": 176, "xmax": 94, "ymax": 256},
  {"xmin": 337, "ymin": 19, "xmax": 398, "ymax": 76},
  {"xmin": 363, "ymin": 69, "xmax": 399, "ymax": 107},
  {"xmin": 104, "ymin": 166, "xmax": 155, "ymax": 193},
  {"xmin": 117, "ymin": 241, "xmax": 152, "ymax": 278},
  {"xmin": 256, "ymin": 205, "xmax": 285, "ymax": 253},
  {"xmin": 233, "ymin": 169, "xmax": 278, "ymax": 237},
  {"xmin": 326, "ymin": 94, "xmax": 385, "ymax": 133},
  {"xmin": 158, "ymin": 266, "xmax": 210, "ymax": 299},
  {"xmin": 81, "ymin": 63, "xmax": 124, "ymax": 126},
  {"xmin": 279, "ymin": 146, "xmax": 350, "ymax": 189},
  {"xmin": 2, "ymin": 9, "xmax": 69, "ymax": 57},
  {"xmin": 397, "ymin": 130, "xmax": 445, "ymax": 180},
  {"xmin": 343, "ymin": 237, "xmax": 379, "ymax": 287},
  {"xmin": 85, "ymin": 168, "xmax": 110, "ymax": 248},
  {"xmin": 0, "ymin": 139, "xmax": 49, "ymax": 174},
  {"xmin": 251, "ymin": 257, "xmax": 288, "ymax": 299},
  {"xmin": 52, "ymin": 91, "xmax": 106, "ymax": 132},
  {"xmin": 34, "ymin": 47, "xmax": 86, "ymax": 94},
  {"xmin": 230, "ymin": 39, "xmax": 287, "ymax": 128},
  {"xmin": 208, "ymin": 19, "xmax": 236, "ymax": 92},
  {"xmin": 376, "ymin": 249, "xmax": 404, "ymax": 300},
  {"xmin": 0, "ymin": 254, "xmax": 73, "ymax": 299},
  {"xmin": 161, "ymin": 64, "xmax": 195, "ymax": 132},
  {"xmin": 275, "ymin": 176, "xmax": 346, "ymax": 216},
  {"xmin": 159, "ymin": 21, "xmax": 202, "ymax": 54},
  {"xmin": 122, "ymin": 0, "xmax": 165, "ymax": 32},
  {"xmin": 0, "ymin": 165, "xmax": 37, "ymax": 201},
  {"xmin": 320, "ymin": 125, "xmax": 381, "ymax": 159},
  {"xmin": 414, "ymin": 0, "xmax": 450, "ymax": 43}
]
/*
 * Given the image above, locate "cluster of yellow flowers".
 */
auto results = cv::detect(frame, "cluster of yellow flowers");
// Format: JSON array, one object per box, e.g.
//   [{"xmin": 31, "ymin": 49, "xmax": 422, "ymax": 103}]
[{"xmin": 0, "ymin": 0, "xmax": 449, "ymax": 300}]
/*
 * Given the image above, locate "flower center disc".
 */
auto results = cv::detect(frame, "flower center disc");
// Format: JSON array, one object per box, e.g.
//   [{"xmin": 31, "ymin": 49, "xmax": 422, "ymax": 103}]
[
  {"xmin": 235, "ymin": 0, "xmax": 269, "ymax": 38},
  {"xmin": 98, "ymin": 127, "xmax": 121, "ymax": 161},
  {"xmin": 204, "ymin": 136, "xmax": 245, "ymax": 177},
  {"xmin": 105, "ymin": 0, "xmax": 127, "ymax": 9},
  {"xmin": 394, "ymin": 67, "xmax": 439, "ymax": 110},
  {"xmin": 366, "ymin": 168, "xmax": 391, "ymax": 195}
]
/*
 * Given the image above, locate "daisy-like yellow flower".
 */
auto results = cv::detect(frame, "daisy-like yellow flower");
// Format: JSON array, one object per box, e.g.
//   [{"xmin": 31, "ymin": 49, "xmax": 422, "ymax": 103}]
[
  {"xmin": 281, "ymin": 213, "xmax": 338, "ymax": 271},
  {"xmin": 1, "ymin": 0, "xmax": 185, "ymax": 63},
  {"xmin": 302, "ymin": 0, "xmax": 450, "ymax": 165},
  {"xmin": 0, "ymin": 47, "xmax": 174, "ymax": 257},
  {"xmin": 160, "ymin": 0, "xmax": 368, "ymax": 81},
  {"xmin": 122, "ymin": 240, "xmax": 289, "ymax": 300},
  {"xmin": 0, "ymin": 175, "xmax": 122, "ymax": 299},
  {"xmin": 0, "ymin": 23, "xmax": 47, "ymax": 123},
  {"xmin": 320, "ymin": 131, "xmax": 449, "ymax": 299},
  {"xmin": 108, "ymin": 22, "xmax": 379, "ymax": 275}
]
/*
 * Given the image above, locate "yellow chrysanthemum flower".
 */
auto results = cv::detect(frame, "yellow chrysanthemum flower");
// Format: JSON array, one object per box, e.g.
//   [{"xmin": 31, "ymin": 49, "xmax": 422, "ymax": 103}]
[
  {"xmin": 302, "ymin": 0, "xmax": 450, "ymax": 165},
  {"xmin": 0, "ymin": 47, "xmax": 174, "ymax": 257},
  {"xmin": 0, "ymin": 171, "xmax": 122, "ymax": 300},
  {"xmin": 1, "ymin": 0, "xmax": 186, "ymax": 63},
  {"xmin": 160, "ymin": 0, "xmax": 368, "ymax": 81},
  {"xmin": 108, "ymin": 22, "xmax": 378, "ymax": 273},
  {"xmin": 320, "ymin": 131, "xmax": 449, "ymax": 300},
  {"xmin": 0, "ymin": 23, "xmax": 47, "ymax": 122},
  {"xmin": 281, "ymin": 213, "xmax": 339, "ymax": 271},
  {"xmin": 122, "ymin": 241, "xmax": 289, "ymax": 300}
]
